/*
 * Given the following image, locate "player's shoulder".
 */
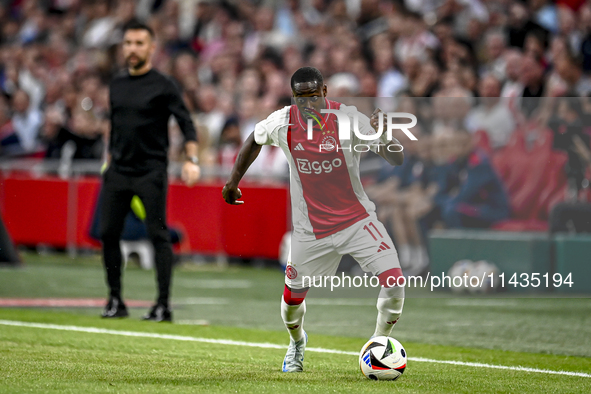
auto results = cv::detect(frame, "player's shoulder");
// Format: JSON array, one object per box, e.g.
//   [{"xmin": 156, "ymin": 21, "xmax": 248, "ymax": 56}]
[
  {"xmin": 327, "ymin": 99, "xmax": 344, "ymax": 109},
  {"xmin": 268, "ymin": 105, "xmax": 291, "ymax": 119},
  {"xmin": 261, "ymin": 105, "xmax": 291, "ymax": 127},
  {"xmin": 151, "ymin": 69, "xmax": 179, "ymax": 87},
  {"xmin": 154, "ymin": 69, "xmax": 174, "ymax": 82}
]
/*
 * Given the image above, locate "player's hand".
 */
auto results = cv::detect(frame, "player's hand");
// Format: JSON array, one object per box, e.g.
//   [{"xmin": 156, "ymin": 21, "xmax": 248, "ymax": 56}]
[
  {"xmin": 370, "ymin": 107, "xmax": 386, "ymax": 131},
  {"xmin": 181, "ymin": 161, "xmax": 201, "ymax": 187},
  {"xmin": 222, "ymin": 184, "xmax": 244, "ymax": 205}
]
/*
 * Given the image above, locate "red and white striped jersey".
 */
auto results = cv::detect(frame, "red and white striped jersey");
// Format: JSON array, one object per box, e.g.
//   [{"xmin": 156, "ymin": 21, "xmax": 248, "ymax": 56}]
[{"xmin": 254, "ymin": 99, "xmax": 391, "ymax": 240}]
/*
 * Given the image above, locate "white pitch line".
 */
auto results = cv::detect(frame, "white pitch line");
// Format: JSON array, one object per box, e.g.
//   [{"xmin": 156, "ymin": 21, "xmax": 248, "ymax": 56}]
[{"xmin": 0, "ymin": 320, "xmax": 589, "ymax": 378}]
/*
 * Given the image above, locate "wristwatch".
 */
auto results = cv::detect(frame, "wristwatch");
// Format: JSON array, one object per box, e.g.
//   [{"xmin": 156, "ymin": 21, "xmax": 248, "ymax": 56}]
[{"xmin": 187, "ymin": 156, "xmax": 199, "ymax": 165}]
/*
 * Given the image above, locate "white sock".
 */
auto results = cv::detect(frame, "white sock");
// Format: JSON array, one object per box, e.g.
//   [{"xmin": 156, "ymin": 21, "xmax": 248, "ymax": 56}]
[
  {"xmin": 373, "ymin": 285, "xmax": 405, "ymax": 337},
  {"xmin": 281, "ymin": 296, "xmax": 306, "ymax": 342}
]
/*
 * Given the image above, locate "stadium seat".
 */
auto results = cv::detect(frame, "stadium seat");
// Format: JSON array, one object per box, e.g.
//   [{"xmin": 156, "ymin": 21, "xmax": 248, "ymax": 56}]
[
  {"xmin": 491, "ymin": 127, "xmax": 568, "ymax": 230},
  {"xmin": 509, "ymin": 129, "xmax": 553, "ymax": 219},
  {"xmin": 535, "ymin": 151, "xmax": 568, "ymax": 220},
  {"xmin": 492, "ymin": 129, "xmax": 528, "ymax": 197}
]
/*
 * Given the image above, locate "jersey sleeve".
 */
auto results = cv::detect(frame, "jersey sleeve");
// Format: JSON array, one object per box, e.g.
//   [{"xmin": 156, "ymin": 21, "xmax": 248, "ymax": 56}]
[{"xmin": 253, "ymin": 106, "xmax": 290, "ymax": 147}]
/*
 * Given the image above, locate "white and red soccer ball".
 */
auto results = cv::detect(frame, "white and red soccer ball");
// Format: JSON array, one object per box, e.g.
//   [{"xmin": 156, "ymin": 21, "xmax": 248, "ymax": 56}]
[{"xmin": 359, "ymin": 336, "xmax": 407, "ymax": 380}]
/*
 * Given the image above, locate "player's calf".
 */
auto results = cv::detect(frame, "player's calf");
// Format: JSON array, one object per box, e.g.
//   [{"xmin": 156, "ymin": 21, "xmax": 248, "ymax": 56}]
[
  {"xmin": 373, "ymin": 269, "xmax": 405, "ymax": 337},
  {"xmin": 281, "ymin": 285, "xmax": 309, "ymax": 372}
]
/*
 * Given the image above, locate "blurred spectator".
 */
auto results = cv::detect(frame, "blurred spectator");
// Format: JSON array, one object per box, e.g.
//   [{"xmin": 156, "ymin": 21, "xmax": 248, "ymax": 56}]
[
  {"xmin": 554, "ymin": 50, "xmax": 591, "ymax": 97},
  {"xmin": 218, "ymin": 117, "xmax": 242, "ymax": 174},
  {"xmin": 431, "ymin": 88, "xmax": 473, "ymax": 136},
  {"xmin": 558, "ymin": 5, "xmax": 582, "ymax": 55},
  {"xmin": 0, "ymin": 96, "xmax": 19, "ymax": 154},
  {"xmin": 41, "ymin": 106, "xmax": 70, "ymax": 158},
  {"xmin": 506, "ymin": 2, "xmax": 549, "ymax": 49},
  {"xmin": 549, "ymin": 133, "xmax": 591, "ymax": 233},
  {"xmin": 41, "ymin": 105, "xmax": 103, "ymax": 160},
  {"xmin": 435, "ymin": 129, "xmax": 510, "ymax": 228},
  {"xmin": 371, "ymin": 33, "xmax": 406, "ymax": 100},
  {"xmin": 195, "ymin": 84, "xmax": 226, "ymax": 144},
  {"xmin": 394, "ymin": 10, "xmax": 439, "ymax": 66},
  {"xmin": 11, "ymin": 89, "xmax": 43, "ymax": 153},
  {"xmin": 81, "ymin": 0, "xmax": 118, "ymax": 49},
  {"xmin": 501, "ymin": 49, "xmax": 524, "ymax": 99},
  {"xmin": 548, "ymin": 97, "xmax": 590, "ymax": 192},
  {"xmin": 465, "ymin": 74, "xmax": 515, "ymax": 149},
  {"xmin": 479, "ymin": 29, "xmax": 507, "ymax": 80},
  {"xmin": 243, "ymin": 7, "xmax": 290, "ymax": 64},
  {"xmin": 531, "ymin": 0, "xmax": 559, "ymax": 34},
  {"xmin": 519, "ymin": 55, "xmax": 546, "ymax": 116}
]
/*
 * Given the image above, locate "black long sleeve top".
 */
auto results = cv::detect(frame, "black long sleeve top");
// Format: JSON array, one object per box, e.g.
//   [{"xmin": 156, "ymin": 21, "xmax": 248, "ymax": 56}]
[{"xmin": 108, "ymin": 69, "xmax": 197, "ymax": 174}]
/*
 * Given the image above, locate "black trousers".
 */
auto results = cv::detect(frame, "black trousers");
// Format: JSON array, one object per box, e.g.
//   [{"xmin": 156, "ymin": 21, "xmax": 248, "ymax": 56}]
[{"xmin": 100, "ymin": 166, "xmax": 173, "ymax": 306}]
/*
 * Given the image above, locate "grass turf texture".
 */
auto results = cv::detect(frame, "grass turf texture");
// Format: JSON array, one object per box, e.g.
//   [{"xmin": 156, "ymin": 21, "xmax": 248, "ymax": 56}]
[
  {"xmin": 1, "ymin": 310, "xmax": 590, "ymax": 394},
  {"xmin": 0, "ymin": 252, "xmax": 590, "ymax": 393}
]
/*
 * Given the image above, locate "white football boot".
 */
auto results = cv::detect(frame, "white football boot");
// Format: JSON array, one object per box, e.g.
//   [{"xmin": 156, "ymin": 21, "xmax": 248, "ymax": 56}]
[{"xmin": 282, "ymin": 331, "xmax": 308, "ymax": 372}]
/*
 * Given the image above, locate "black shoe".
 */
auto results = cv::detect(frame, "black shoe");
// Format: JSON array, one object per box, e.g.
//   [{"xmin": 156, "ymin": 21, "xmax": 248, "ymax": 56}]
[
  {"xmin": 142, "ymin": 304, "xmax": 172, "ymax": 322},
  {"xmin": 101, "ymin": 297, "xmax": 129, "ymax": 318}
]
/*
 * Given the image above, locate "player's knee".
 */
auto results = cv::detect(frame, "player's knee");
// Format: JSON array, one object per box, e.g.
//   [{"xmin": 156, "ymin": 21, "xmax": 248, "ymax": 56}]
[
  {"xmin": 283, "ymin": 284, "xmax": 309, "ymax": 305},
  {"xmin": 377, "ymin": 286, "xmax": 405, "ymax": 315}
]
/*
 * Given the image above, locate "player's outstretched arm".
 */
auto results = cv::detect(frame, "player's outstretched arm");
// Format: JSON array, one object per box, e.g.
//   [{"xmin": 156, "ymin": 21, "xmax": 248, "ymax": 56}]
[
  {"xmin": 222, "ymin": 132, "xmax": 262, "ymax": 205},
  {"xmin": 376, "ymin": 138, "xmax": 404, "ymax": 166},
  {"xmin": 370, "ymin": 110, "xmax": 404, "ymax": 167}
]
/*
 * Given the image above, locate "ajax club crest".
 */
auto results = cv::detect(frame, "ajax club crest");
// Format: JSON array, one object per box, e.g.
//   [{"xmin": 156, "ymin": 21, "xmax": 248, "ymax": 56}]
[{"xmin": 321, "ymin": 136, "xmax": 337, "ymax": 152}]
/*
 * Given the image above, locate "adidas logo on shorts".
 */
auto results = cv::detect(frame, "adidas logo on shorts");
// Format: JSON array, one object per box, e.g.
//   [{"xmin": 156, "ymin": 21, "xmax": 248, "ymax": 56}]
[{"xmin": 377, "ymin": 242, "xmax": 390, "ymax": 253}]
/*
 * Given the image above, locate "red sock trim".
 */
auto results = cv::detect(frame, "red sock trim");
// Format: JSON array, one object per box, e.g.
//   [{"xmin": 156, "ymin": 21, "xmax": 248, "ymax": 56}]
[
  {"xmin": 378, "ymin": 268, "xmax": 404, "ymax": 288},
  {"xmin": 283, "ymin": 285, "xmax": 308, "ymax": 305}
]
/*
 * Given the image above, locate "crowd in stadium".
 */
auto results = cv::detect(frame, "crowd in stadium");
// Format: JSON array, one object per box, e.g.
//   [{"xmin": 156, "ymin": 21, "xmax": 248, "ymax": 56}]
[{"xmin": 1, "ymin": 0, "xmax": 591, "ymax": 266}]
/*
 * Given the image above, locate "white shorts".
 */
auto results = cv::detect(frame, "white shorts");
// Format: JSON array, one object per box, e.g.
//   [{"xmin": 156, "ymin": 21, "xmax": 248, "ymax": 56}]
[{"xmin": 285, "ymin": 217, "xmax": 400, "ymax": 289}]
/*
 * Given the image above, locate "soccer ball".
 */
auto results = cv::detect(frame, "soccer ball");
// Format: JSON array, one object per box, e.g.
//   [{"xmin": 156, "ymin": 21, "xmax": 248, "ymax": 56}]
[
  {"xmin": 467, "ymin": 260, "xmax": 500, "ymax": 294},
  {"xmin": 447, "ymin": 259, "xmax": 474, "ymax": 293},
  {"xmin": 359, "ymin": 336, "xmax": 407, "ymax": 380}
]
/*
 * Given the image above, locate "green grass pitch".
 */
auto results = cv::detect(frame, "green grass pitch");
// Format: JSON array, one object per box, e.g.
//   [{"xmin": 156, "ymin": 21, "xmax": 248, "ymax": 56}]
[{"xmin": 0, "ymin": 252, "xmax": 590, "ymax": 393}]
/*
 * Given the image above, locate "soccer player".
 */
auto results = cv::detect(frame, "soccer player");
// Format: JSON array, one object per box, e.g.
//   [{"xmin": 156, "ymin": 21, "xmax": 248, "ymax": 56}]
[
  {"xmin": 222, "ymin": 67, "xmax": 405, "ymax": 372},
  {"xmin": 100, "ymin": 21, "xmax": 200, "ymax": 322}
]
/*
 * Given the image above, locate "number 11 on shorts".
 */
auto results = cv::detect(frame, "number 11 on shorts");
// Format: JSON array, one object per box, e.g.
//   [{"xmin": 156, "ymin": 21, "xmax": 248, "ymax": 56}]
[{"xmin": 363, "ymin": 222, "xmax": 383, "ymax": 241}]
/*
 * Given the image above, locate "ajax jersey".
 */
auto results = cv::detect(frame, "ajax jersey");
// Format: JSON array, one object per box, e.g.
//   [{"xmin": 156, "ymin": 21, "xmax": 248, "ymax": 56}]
[{"xmin": 254, "ymin": 99, "xmax": 390, "ymax": 240}]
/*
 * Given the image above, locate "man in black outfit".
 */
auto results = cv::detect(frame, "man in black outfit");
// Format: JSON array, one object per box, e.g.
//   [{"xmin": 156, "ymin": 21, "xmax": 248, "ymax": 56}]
[{"xmin": 101, "ymin": 21, "xmax": 200, "ymax": 322}]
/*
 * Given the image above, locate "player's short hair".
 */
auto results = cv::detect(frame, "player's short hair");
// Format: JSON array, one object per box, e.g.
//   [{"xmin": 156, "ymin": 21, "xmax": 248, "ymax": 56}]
[
  {"xmin": 290, "ymin": 67, "xmax": 324, "ymax": 91},
  {"xmin": 123, "ymin": 19, "xmax": 155, "ymax": 39}
]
